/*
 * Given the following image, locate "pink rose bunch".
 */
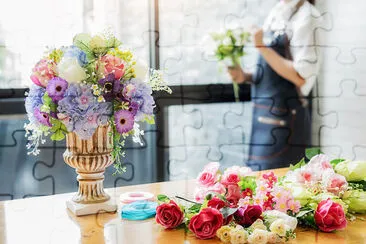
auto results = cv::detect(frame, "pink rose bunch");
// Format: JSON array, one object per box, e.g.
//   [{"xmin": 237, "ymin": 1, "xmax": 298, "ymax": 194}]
[{"xmin": 194, "ymin": 163, "xmax": 253, "ymax": 203}]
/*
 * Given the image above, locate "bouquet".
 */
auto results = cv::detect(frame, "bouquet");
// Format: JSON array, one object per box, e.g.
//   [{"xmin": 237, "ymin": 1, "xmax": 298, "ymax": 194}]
[
  {"xmin": 155, "ymin": 149, "xmax": 366, "ymax": 243},
  {"xmin": 24, "ymin": 31, "xmax": 171, "ymax": 173},
  {"xmin": 211, "ymin": 29, "xmax": 250, "ymax": 102}
]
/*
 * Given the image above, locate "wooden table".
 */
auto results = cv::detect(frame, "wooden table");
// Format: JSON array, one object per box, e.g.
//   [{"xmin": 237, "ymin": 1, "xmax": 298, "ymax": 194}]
[{"xmin": 0, "ymin": 168, "xmax": 365, "ymax": 244}]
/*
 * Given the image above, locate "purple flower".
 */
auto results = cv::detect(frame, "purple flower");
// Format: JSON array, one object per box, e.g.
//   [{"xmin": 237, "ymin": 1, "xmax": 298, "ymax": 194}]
[
  {"xmin": 114, "ymin": 110, "xmax": 134, "ymax": 134},
  {"xmin": 46, "ymin": 77, "xmax": 68, "ymax": 102},
  {"xmin": 98, "ymin": 74, "xmax": 123, "ymax": 102},
  {"xmin": 34, "ymin": 107, "xmax": 51, "ymax": 127},
  {"xmin": 127, "ymin": 101, "xmax": 139, "ymax": 116}
]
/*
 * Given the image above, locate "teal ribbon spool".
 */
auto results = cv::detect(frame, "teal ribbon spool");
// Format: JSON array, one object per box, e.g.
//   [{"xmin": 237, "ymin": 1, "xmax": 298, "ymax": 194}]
[{"xmin": 121, "ymin": 201, "xmax": 158, "ymax": 220}]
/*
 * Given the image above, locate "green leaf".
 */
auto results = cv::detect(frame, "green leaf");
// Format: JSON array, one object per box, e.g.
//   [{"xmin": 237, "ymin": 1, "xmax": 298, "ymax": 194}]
[
  {"xmin": 238, "ymin": 176, "xmax": 257, "ymax": 191},
  {"xmin": 330, "ymin": 158, "xmax": 345, "ymax": 168},
  {"xmin": 157, "ymin": 194, "xmax": 170, "ymax": 203},
  {"xmin": 296, "ymin": 209, "xmax": 313, "ymax": 218},
  {"xmin": 305, "ymin": 148, "xmax": 323, "ymax": 161},
  {"xmin": 50, "ymin": 130, "xmax": 65, "ymax": 141},
  {"xmin": 143, "ymin": 115, "xmax": 155, "ymax": 125},
  {"xmin": 289, "ymin": 157, "xmax": 306, "ymax": 171},
  {"xmin": 187, "ymin": 204, "xmax": 201, "ymax": 214},
  {"xmin": 220, "ymin": 207, "xmax": 238, "ymax": 219}
]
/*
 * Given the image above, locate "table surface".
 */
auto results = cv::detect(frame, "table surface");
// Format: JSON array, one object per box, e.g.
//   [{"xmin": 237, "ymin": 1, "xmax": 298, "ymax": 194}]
[{"xmin": 1, "ymin": 167, "xmax": 365, "ymax": 244}]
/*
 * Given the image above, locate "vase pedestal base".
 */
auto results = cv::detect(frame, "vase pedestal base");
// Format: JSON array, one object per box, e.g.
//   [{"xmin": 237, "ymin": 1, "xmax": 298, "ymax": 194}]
[{"xmin": 66, "ymin": 199, "xmax": 117, "ymax": 216}]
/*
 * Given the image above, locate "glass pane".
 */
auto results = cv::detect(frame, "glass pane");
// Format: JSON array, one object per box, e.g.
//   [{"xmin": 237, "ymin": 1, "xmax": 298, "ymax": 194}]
[
  {"xmin": 159, "ymin": 0, "xmax": 278, "ymax": 86},
  {"xmin": 0, "ymin": 0, "xmax": 149, "ymax": 88}
]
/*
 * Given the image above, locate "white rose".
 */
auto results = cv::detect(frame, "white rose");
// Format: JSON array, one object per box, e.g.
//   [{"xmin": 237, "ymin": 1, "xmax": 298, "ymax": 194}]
[
  {"xmin": 57, "ymin": 57, "xmax": 87, "ymax": 83},
  {"xmin": 269, "ymin": 219, "xmax": 286, "ymax": 237},
  {"xmin": 248, "ymin": 229, "xmax": 268, "ymax": 244},
  {"xmin": 134, "ymin": 58, "xmax": 149, "ymax": 80},
  {"xmin": 264, "ymin": 210, "xmax": 298, "ymax": 231},
  {"xmin": 230, "ymin": 229, "xmax": 248, "ymax": 244},
  {"xmin": 267, "ymin": 232, "xmax": 283, "ymax": 244}
]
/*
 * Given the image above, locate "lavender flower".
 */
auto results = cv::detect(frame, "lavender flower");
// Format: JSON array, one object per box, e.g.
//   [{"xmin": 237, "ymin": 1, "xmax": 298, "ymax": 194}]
[
  {"xmin": 25, "ymin": 85, "xmax": 45, "ymax": 124},
  {"xmin": 114, "ymin": 110, "xmax": 134, "ymax": 134},
  {"xmin": 46, "ymin": 77, "xmax": 68, "ymax": 102}
]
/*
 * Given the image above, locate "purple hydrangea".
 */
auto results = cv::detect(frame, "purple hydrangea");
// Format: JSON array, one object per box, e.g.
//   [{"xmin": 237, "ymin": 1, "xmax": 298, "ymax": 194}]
[
  {"xmin": 114, "ymin": 110, "xmax": 134, "ymax": 134},
  {"xmin": 62, "ymin": 46, "xmax": 87, "ymax": 67},
  {"xmin": 123, "ymin": 78, "xmax": 155, "ymax": 120},
  {"xmin": 57, "ymin": 83, "xmax": 112, "ymax": 139},
  {"xmin": 25, "ymin": 84, "xmax": 45, "ymax": 124},
  {"xmin": 46, "ymin": 77, "xmax": 68, "ymax": 102}
]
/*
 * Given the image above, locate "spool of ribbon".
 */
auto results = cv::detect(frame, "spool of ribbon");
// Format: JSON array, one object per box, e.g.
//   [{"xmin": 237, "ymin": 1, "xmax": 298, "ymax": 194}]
[
  {"xmin": 119, "ymin": 191, "xmax": 154, "ymax": 203},
  {"xmin": 121, "ymin": 201, "xmax": 158, "ymax": 220}
]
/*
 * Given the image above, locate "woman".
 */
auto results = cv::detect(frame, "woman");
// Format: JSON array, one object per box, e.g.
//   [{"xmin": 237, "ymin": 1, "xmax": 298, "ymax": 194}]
[{"xmin": 228, "ymin": 0, "xmax": 320, "ymax": 170}]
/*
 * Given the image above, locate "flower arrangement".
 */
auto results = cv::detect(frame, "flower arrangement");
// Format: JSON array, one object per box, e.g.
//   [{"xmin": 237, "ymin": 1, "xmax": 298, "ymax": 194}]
[
  {"xmin": 25, "ymin": 31, "xmax": 171, "ymax": 173},
  {"xmin": 155, "ymin": 149, "xmax": 366, "ymax": 243},
  {"xmin": 211, "ymin": 29, "xmax": 250, "ymax": 102}
]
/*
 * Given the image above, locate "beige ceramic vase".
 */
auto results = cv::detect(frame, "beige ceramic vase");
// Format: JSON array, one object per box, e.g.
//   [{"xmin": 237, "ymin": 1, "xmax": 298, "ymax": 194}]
[{"xmin": 63, "ymin": 125, "xmax": 117, "ymax": 216}]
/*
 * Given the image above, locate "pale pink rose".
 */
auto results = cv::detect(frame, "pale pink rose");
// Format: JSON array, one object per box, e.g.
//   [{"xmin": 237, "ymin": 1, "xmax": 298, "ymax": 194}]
[
  {"xmin": 239, "ymin": 166, "xmax": 253, "ymax": 177},
  {"xmin": 308, "ymin": 154, "xmax": 332, "ymax": 171},
  {"xmin": 322, "ymin": 171, "xmax": 348, "ymax": 196},
  {"xmin": 202, "ymin": 162, "xmax": 220, "ymax": 174},
  {"xmin": 196, "ymin": 162, "xmax": 220, "ymax": 187},
  {"xmin": 221, "ymin": 166, "xmax": 241, "ymax": 186},
  {"xmin": 30, "ymin": 59, "xmax": 56, "ymax": 87},
  {"xmin": 194, "ymin": 183, "xmax": 226, "ymax": 203},
  {"xmin": 101, "ymin": 54, "xmax": 125, "ymax": 80},
  {"xmin": 296, "ymin": 168, "xmax": 320, "ymax": 183}
]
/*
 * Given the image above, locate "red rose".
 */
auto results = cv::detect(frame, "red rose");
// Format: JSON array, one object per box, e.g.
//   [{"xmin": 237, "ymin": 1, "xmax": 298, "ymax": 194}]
[
  {"xmin": 314, "ymin": 199, "xmax": 347, "ymax": 232},
  {"xmin": 207, "ymin": 197, "xmax": 227, "ymax": 210},
  {"xmin": 234, "ymin": 204, "xmax": 262, "ymax": 227},
  {"xmin": 189, "ymin": 208, "xmax": 224, "ymax": 239},
  {"xmin": 155, "ymin": 200, "xmax": 184, "ymax": 229},
  {"xmin": 226, "ymin": 184, "xmax": 242, "ymax": 207}
]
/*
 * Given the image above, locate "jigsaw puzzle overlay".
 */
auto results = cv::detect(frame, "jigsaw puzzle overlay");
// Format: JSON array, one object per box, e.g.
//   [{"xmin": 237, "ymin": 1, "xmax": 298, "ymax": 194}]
[{"xmin": 0, "ymin": 0, "xmax": 365, "ymax": 201}]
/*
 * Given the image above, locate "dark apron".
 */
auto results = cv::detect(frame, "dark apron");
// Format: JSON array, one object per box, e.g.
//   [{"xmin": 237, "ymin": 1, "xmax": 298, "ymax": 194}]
[{"xmin": 247, "ymin": 32, "xmax": 311, "ymax": 170}]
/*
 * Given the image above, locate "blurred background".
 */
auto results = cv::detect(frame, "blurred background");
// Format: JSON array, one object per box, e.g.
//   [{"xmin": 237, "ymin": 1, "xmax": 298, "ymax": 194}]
[{"xmin": 1, "ymin": 0, "xmax": 366, "ymax": 200}]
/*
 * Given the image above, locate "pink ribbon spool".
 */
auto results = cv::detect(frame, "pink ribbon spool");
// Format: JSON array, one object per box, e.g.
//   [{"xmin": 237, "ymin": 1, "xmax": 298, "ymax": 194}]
[{"xmin": 119, "ymin": 191, "xmax": 154, "ymax": 204}]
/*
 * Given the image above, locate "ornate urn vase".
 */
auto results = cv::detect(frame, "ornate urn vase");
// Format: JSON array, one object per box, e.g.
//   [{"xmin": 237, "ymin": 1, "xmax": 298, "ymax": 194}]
[{"xmin": 63, "ymin": 125, "xmax": 117, "ymax": 216}]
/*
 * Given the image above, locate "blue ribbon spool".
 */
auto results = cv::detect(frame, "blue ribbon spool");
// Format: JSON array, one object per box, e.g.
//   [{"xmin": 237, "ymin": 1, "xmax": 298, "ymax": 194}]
[{"xmin": 121, "ymin": 201, "xmax": 158, "ymax": 220}]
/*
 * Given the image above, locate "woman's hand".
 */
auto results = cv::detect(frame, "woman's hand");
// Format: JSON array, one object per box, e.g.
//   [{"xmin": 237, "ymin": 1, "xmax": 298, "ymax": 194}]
[
  {"xmin": 227, "ymin": 66, "xmax": 248, "ymax": 84},
  {"xmin": 252, "ymin": 27, "xmax": 264, "ymax": 48}
]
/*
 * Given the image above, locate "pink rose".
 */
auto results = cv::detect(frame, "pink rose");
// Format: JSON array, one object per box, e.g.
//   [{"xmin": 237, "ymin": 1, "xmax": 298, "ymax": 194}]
[
  {"xmin": 323, "ymin": 171, "xmax": 348, "ymax": 196},
  {"xmin": 197, "ymin": 162, "xmax": 220, "ymax": 187},
  {"xmin": 234, "ymin": 204, "xmax": 263, "ymax": 227},
  {"xmin": 314, "ymin": 199, "xmax": 347, "ymax": 232},
  {"xmin": 221, "ymin": 166, "xmax": 241, "ymax": 186},
  {"xmin": 194, "ymin": 183, "xmax": 226, "ymax": 203},
  {"xmin": 188, "ymin": 208, "xmax": 223, "ymax": 239},
  {"xmin": 101, "ymin": 54, "xmax": 125, "ymax": 80},
  {"xmin": 308, "ymin": 154, "xmax": 332, "ymax": 170},
  {"xmin": 226, "ymin": 184, "xmax": 242, "ymax": 207},
  {"xmin": 155, "ymin": 200, "xmax": 184, "ymax": 229},
  {"xmin": 30, "ymin": 59, "xmax": 56, "ymax": 87}
]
